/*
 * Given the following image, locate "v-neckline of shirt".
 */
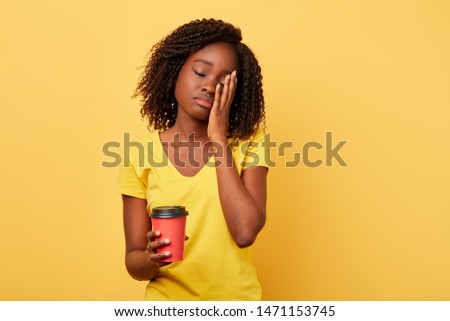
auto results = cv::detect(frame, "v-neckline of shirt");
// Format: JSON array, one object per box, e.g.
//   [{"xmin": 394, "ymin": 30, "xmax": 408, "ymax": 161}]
[{"xmin": 156, "ymin": 131, "xmax": 215, "ymax": 179}]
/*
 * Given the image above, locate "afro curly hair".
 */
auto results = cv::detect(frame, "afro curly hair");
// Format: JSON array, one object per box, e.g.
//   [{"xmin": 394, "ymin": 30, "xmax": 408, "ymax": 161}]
[{"xmin": 133, "ymin": 18, "xmax": 265, "ymax": 140}]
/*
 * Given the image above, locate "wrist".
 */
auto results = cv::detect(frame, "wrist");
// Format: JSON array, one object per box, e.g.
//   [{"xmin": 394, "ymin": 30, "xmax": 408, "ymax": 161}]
[
  {"xmin": 209, "ymin": 134, "xmax": 228, "ymax": 145},
  {"xmin": 146, "ymin": 250, "xmax": 161, "ymax": 279},
  {"xmin": 209, "ymin": 139, "xmax": 229, "ymax": 157},
  {"xmin": 125, "ymin": 250, "xmax": 160, "ymax": 281}
]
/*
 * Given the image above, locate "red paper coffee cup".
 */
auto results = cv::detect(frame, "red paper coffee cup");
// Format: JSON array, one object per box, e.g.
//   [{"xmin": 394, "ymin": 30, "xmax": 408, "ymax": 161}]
[{"xmin": 150, "ymin": 206, "xmax": 188, "ymax": 262}]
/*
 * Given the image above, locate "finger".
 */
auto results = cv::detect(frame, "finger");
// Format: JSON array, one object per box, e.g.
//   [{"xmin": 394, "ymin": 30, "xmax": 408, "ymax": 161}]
[
  {"xmin": 212, "ymin": 83, "xmax": 222, "ymax": 113},
  {"xmin": 227, "ymin": 71, "xmax": 237, "ymax": 106},
  {"xmin": 149, "ymin": 251, "xmax": 171, "ymax": 262},
  {"xmin": 219, "ymin": 74, "xmax": 231, "ymax": 110},
  {"xmin": 222, "ymin": 71, "xmax": 237, "ymax": 110},
  {"xmin": 146, "ymin": 230, "xmax": 161, "ymax": 241},
  {"xmin": 147, "ymin": 238, "xmax": 170, "ymax": 252}
]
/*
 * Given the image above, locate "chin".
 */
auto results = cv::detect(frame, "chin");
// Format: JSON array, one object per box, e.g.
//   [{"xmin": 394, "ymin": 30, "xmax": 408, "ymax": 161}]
[
  {"xmin": 192, "ymin": 107, "xmax": 211, "ymax": 120},
  {"xmin": 195, "ymin": 114, "xmax": 210, "ymax": 122}
]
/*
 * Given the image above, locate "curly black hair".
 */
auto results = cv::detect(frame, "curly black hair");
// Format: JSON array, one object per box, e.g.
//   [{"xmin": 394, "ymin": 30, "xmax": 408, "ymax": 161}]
[{"xmin": 133, "ymin": 18, "xmax": 265, "ymax": 140}]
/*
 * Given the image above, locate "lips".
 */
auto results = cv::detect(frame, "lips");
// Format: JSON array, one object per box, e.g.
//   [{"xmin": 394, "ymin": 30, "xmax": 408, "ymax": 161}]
[{"xmin": 193, "ymin": 96, "xmax": 213, "ymax": 109}]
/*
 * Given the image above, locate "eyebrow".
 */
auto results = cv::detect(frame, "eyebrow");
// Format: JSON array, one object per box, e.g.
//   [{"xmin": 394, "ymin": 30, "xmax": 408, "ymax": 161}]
[{"xmin": 193, "ymin": 59, "xmax": 233, "ymax": 75}]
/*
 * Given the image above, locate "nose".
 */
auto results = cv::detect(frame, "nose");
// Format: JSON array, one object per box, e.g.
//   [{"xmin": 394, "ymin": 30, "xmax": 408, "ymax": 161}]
[{"xmin": 201, "ymin": 77, "xmax": 217, "ymax": 94}]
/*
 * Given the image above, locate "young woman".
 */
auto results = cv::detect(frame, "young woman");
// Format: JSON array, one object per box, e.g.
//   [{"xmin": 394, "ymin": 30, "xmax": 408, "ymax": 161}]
[{"xmin": 118, "ymin": 18, "xmax": 268, "ymax": 300}]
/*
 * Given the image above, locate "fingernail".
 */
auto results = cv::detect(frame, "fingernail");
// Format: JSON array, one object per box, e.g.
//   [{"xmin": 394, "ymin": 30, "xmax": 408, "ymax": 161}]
[
  {"xmin": 155, "ymin": 231, "xmax": 161, "ymax": 236},
  {"xmin": 164, "ymin": 239, "xmax": 170, "ymax": 245},
  {"xmin": 165, "ymin": 251, "xmax": 171, "ymax": 257}
]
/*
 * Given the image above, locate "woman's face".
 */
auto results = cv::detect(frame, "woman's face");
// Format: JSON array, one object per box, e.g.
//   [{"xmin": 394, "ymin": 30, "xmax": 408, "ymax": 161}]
[{"xmin": 174, "ymin": 42, "xmax": 239, "ymax": 122}]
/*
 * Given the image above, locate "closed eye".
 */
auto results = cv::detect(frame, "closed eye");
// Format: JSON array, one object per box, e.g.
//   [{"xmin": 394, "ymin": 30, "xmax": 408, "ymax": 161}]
[
  {"xmin": 193, "ymin": 69, "xmax": 205, "ymax": 77},
  {"xmin": 193, "ymin": 68, "xmax": 224, "ymax": 86}
]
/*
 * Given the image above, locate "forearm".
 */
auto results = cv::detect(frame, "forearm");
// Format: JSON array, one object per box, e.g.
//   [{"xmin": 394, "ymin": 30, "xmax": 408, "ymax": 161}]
[
  {"xmin": 214, "ymin": 140, "xmax": 266, "ymax": 248},
  {"xmin": 125, "ymin": 249, "xmax": 160, "ymax": 281}
]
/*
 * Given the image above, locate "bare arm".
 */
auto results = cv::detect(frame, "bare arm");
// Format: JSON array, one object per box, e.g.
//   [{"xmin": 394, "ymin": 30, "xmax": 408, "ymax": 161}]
[
  {"xmin": 215, "ymin": 151, "xmax": 267, "ymax": 248},
  {"xmin": 208, "ymin": 71, "xmax": 267, "ymax": 248},
  {"xmin": 122, "ymin": 195, "xmax": 171, "ymax": 281}
]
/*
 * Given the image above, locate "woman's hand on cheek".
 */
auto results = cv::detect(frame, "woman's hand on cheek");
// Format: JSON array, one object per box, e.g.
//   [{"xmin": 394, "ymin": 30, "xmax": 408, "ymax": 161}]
[{"xmin": 207, "ymin": 70, "xmax": 237, "ymax": 143}]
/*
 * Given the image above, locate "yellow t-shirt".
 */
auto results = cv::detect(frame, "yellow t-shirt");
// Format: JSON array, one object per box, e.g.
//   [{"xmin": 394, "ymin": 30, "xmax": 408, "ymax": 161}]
[{"xmin": 118, "ymin": 128, "xmax": 269, "ymax": 300}]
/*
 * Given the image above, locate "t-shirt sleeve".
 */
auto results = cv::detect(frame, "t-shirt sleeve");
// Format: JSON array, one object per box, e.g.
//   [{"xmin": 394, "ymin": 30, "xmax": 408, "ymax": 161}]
[
  {"xmin": 241, "ymin": 128, "xmax": 271, "ymax": 170},
  {"xmin": 117, "ymin": 147, "xmax": 149, "ymax": 199}
]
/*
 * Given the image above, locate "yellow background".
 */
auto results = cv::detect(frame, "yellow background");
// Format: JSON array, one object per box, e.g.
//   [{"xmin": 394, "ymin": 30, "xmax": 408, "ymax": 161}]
[{"xmin": 1, "ymin": 0, "xmax": 449, "ymax": 300}]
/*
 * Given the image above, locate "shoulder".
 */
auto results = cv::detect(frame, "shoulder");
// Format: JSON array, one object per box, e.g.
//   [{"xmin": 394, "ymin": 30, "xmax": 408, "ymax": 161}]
[
  {"xmin": 231, "ymin": 127, "xmax": 267, "ymax": 151},
  {"xmin": 122, "ymin": 130, "xmax": 161, "ymax": 168},
  {"xmin": 231, "ymin": 127, "xmax": 270, "ymax": 172}
]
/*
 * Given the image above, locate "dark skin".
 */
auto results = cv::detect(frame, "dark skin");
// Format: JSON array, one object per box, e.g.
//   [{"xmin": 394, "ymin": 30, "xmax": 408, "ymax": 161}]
[{"xmin": 123, "ymin": 42, "xmax": 267, "ymax": 281}]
